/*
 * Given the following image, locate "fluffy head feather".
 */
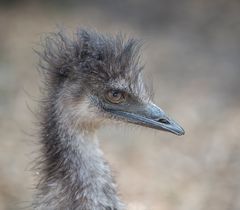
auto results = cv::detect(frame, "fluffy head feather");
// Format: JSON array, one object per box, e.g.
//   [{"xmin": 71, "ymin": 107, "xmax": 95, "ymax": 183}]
[{"xmin": 38, "ymin": 29, "xmax": 144, "ymax": 89}]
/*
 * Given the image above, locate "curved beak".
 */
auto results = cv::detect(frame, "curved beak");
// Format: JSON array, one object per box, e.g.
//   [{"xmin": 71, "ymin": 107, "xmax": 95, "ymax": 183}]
[{"xmin": 105, "ymin": 102, "xmax": 185, "ymax": 136}]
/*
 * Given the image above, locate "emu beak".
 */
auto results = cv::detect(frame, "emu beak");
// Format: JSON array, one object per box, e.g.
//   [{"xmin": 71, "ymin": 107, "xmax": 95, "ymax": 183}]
[{"xmin": 108, "ymin": 102, "xmax": 185, "ymax": 136}]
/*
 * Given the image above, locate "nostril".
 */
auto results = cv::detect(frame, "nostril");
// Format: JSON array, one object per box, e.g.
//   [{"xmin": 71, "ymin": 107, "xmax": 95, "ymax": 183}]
[{"xmin": 158, "ymin": 118, "xmax": 170, "ymax": 124}]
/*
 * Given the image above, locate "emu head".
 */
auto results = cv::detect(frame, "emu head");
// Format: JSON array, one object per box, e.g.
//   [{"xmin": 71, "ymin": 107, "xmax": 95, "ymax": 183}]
[{"xmin": 39, "ymin": 29, "xmax": 184, "ymax": 135}]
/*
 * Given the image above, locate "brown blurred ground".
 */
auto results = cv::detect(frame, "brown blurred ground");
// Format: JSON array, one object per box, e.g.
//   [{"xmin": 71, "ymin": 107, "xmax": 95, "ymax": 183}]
[{"xmin": 0, "ymin": 1, "xmax": 240, "ymax": 210}]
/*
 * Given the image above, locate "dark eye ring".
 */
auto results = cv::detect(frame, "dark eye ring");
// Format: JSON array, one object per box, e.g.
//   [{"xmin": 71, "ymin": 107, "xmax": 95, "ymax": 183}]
[{"xmin": 105, "ymin": 90, "xmax": 126, "ymax": 104}]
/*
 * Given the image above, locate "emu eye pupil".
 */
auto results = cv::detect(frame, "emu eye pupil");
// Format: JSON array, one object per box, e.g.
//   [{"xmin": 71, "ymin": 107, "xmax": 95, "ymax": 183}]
[{"xmin": 112, "ymin": 91, "xmax": 119, "ymax": 97}]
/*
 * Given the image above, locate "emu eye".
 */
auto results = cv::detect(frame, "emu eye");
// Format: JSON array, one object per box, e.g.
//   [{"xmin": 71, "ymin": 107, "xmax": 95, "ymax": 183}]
[{"xmin": 105, "ymin": 90, "xmax": 126, "ymax": 104}]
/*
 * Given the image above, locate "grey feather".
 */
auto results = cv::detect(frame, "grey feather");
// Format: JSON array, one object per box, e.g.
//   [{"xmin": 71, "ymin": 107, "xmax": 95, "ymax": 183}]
[{"xmin": 33, "ymin": 29, "xmax": 148, "ymax": 210}]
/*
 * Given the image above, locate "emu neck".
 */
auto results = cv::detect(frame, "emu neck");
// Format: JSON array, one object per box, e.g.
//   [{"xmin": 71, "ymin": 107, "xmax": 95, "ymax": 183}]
[{"xmin": 35, "ymin": 101, "xmax": 124, "ymax": 210}]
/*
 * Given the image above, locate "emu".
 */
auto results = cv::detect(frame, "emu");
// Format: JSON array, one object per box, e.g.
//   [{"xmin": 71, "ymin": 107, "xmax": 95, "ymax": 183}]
[{"xmin": 33, "ymin": 29, "xmax": 184, "ymax": 210}]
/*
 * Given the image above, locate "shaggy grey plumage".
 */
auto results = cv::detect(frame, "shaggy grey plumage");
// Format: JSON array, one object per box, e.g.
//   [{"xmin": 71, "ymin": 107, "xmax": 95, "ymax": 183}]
[
  {"xmin": 34, "ymin": 29, "xmax": 143, "ymax": 210},
  {"xmin": 33, "ymin": 29, "xmax": 184, "ymax": 210}
]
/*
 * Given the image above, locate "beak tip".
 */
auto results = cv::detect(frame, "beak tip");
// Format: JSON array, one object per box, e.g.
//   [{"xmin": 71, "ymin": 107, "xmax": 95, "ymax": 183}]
[
  {"xmin": 177, "ymin": 125, "xmax": 185, "ymax": 136},
  {"xmin": 171, "ymin": 123, "xmax": 185, "ymax": 136},
  {"xmin": 178, "ymin": 129, "xmax": 185, "ymax": 136}
]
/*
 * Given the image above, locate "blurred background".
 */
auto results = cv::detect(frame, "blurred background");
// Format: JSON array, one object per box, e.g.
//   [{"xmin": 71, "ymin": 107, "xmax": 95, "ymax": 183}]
[{"xmin": 0, "ymin": 0, "xmax": 240, "ymax": 210}]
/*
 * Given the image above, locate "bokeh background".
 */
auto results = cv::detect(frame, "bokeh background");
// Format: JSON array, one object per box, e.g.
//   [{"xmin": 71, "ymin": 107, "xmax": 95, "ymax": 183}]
[{"xmin": 0, "ymin": 1, "xmax": 240, "ymax": 210}]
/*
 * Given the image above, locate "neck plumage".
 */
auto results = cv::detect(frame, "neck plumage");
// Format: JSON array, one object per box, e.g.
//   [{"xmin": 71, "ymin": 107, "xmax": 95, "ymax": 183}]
[{"xmin": 33, "ymin": 98, "xmax": 124, "ymax": 210}]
